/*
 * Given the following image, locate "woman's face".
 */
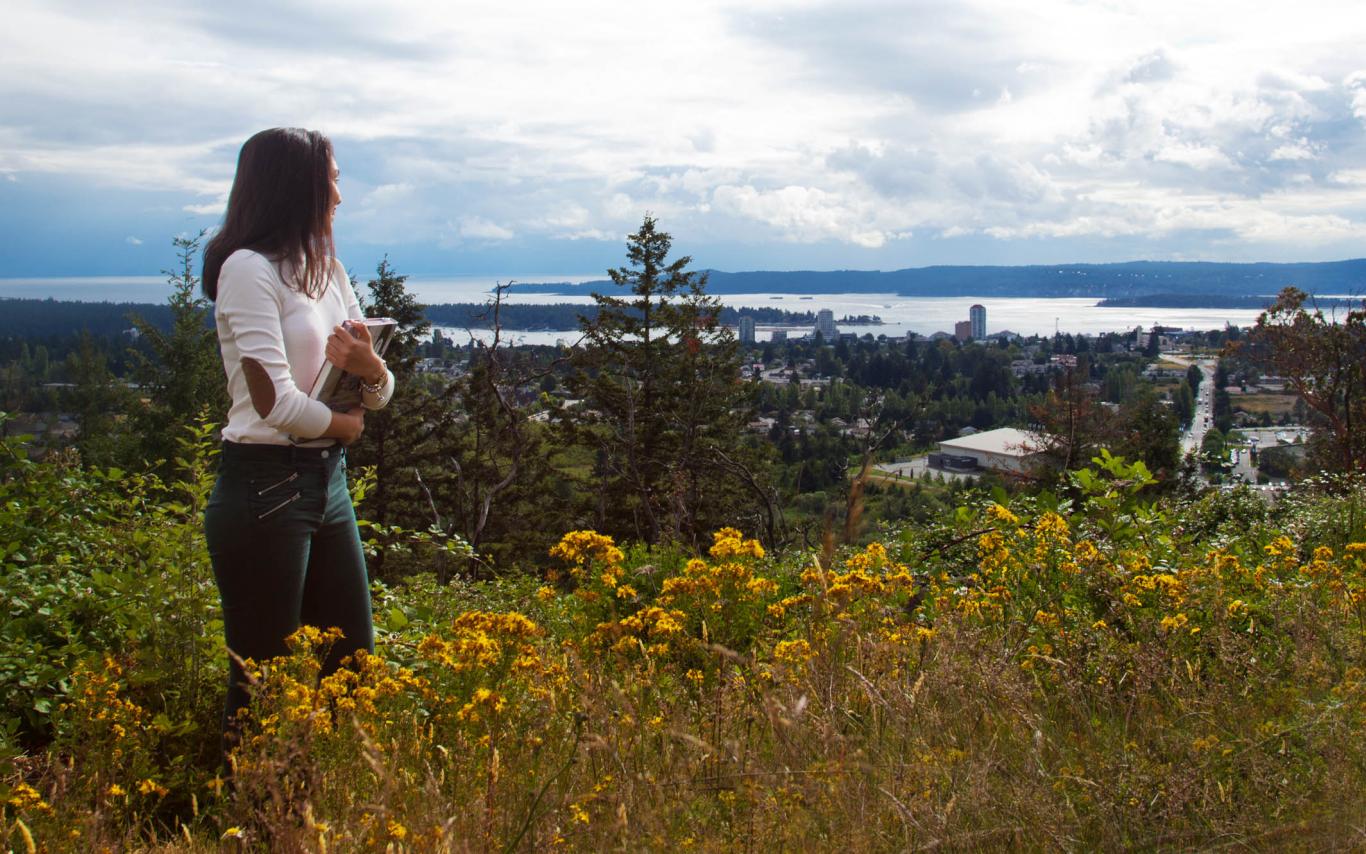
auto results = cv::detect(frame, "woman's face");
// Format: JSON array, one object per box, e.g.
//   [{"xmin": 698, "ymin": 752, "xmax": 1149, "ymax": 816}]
[{"xmin": 329, "ymin": 157, "xmax": 342, "ymax": 221}]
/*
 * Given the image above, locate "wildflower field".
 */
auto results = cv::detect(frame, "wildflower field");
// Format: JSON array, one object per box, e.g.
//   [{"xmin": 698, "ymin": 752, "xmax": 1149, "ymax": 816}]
[{"xmin": 3, "ymin": 430, "xmax": 1366, "ymax": 851}]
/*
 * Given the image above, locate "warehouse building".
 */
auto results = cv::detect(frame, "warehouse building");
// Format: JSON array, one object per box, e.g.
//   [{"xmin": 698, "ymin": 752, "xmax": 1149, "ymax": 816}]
[{"xmin": 930, "ymin": 427, "xmax": 1047, "ymax": 475}]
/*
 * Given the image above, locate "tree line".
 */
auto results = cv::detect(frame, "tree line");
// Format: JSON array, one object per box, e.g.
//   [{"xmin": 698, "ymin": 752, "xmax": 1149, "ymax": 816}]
[{"xmin": 4, "ymin": 218, "xmax": 1354, "ymax": 576}]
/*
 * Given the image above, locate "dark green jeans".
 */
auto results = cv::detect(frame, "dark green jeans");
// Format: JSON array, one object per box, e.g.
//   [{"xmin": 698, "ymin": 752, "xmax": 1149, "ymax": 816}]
[{"xmin": 204, "ymin": 441, "xmax": 373, "ymax": 754}]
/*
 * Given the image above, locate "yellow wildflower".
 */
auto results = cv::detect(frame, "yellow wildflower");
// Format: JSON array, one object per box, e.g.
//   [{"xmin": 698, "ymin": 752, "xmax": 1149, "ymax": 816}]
[
  {"xmin": 746, "ymin": 576, "xmax": 779, "ymax": 596},
  {"xmin": 773, "ymin": 639, "xmax": 814, "ymax": 665},
  {"xmin": 1264, "ymin": 536, "xmax": 1295, "ymax": 558},
  {"xmin": 6, "ymin": 783, "xmax": 51, "ymax": 814},
  {"xmin": 709, "ymin": 527, "xmax": 765, "ymax": 559},
  {"xmin": 986, "ymin": 503, "xmax": 1019, "ymax": 526},
  {"xmin": 551, "ymin": 530, "xmax": 625, "ymax": 566},
  {"xmin": 1159, "ymin": 613, "xmax": 1189, "ymax": 632}
]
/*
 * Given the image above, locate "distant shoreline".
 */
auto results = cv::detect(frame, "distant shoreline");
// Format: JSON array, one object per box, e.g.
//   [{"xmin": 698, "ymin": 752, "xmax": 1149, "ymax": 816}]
[
  {"xmin": 7, "ymin": 256, "xmax": 1366, "ymax": 305},
  {"xmin": 1096, "ymin": 293, "xmax": 1361, "ymax": 309},
  {"xmin": 514, "ymin": 258, "xmax": 1366, "ymax": 300},
  {"xmin": 0, "ymin": 297, "xmax": 881, "ymax": 337}
]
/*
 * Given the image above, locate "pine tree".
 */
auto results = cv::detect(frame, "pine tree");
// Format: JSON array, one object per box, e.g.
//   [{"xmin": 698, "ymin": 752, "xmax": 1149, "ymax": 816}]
[
  {"xmin": 565, "ymin": 216, "xmax": 757, "ymax": 547},
  {"xmin": 362, "ymin": 256, "xmax": 428, "ymax": 376},
  {"xmin": 439, "ymin": 297, "xmax": 576, "ymax": 565},
  {"xmin": 127, "ymin": 233, "xmax": 227, "ymax": 467},
  {"xmin": 67, "ymin": 333, "xmax": 133, "ymax": 467},
  {"xmin": 347, "ymin": 258, "xmax": 432, "ymax": 574}
]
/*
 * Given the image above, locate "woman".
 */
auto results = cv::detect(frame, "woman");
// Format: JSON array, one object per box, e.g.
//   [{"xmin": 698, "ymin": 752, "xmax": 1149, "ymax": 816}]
[{"xmin": 201, "ymin": 128, "xmax": 395, "ymax": 756}]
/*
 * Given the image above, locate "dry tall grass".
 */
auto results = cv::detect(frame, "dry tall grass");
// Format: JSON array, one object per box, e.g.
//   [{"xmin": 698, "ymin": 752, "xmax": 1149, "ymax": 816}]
[{"xmin": 10, "ymin": 503, "xmax": 1366, "ymax": 852}]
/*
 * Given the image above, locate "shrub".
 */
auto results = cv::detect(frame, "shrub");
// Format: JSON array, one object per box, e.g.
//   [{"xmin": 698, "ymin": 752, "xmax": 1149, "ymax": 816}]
[{"xmin": 4, "ymin": 448, "xmax": 1366, "ymax": 850}]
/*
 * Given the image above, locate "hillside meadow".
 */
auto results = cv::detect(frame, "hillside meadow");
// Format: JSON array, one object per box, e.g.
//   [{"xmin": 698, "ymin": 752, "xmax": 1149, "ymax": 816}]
[{"xmin": 2, "ymin": 424, "xmax": 1366, "ymax": 851}]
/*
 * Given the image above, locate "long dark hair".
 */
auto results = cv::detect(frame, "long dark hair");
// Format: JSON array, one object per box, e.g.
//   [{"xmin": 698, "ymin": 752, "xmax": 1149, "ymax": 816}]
[{"xmin": 202, "ymin": 128, "xmax": 336, "ymax": 300}]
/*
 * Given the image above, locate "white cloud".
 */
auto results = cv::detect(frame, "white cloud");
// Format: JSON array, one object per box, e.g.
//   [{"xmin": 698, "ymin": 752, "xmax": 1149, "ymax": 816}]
[
  {"xmin": 125, "ymin": 236, "xmax": 142, "ymax": 245},
  {"xmin": 604, "ymin": 193, "xmax": 636, "ymax": 220},
  {"xmin": 556, "ymin": 229, "xmax": 615, "ymax": 241},
  {"xmin": 711, "ymin": 184, "xmax": 887, "ymax": 247},
  {"xmin": 458, "ymin": 216, "xmax": 514, "ymax": 241},
  {"xmin": 1269, "ymin": 140, "xmax": 1317, "ymax": 161},
  {"xmin": 1121, "ymin": 51, "xmax": 1177, "ymax": 86},
  {"xmin": 365, "ymin": 183, "xmax": 415, "ymax": 204},
  {"xmin": 1153, "ymin": 141, "xmax": 1236, "ymax": 171},
  {"xmin": 3, "ymin": 0, "xmax": 1366, "ymax": 267},
  {"xmin": 1347, "ymin": 71, "xmax": 1366, "ymax": 122},
  {"xmin": 1328, "ymin": 169, "xmax": 1366, "ymax": 186}
]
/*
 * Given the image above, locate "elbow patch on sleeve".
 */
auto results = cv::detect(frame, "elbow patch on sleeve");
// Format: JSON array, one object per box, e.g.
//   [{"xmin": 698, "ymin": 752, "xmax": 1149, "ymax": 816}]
[{"xmin": 240, "ymin": 357, "xmax": 276, "ymax": 418}]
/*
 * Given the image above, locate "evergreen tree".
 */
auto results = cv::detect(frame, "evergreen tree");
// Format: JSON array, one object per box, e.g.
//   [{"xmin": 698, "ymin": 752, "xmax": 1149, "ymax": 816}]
[
  {"xmin": 127, "ymin": 233, "xmax": 227, "ymax": 466},
  {"xmin": 350, "ymin": 263, "xmax": 573, "ymax": 574},
  {"xmin": 348, "ymin": 258, "xmax": 438, "ymax": 577},
  {"xmin": 1116, "ymin": 386, "xmax": 1181, "ymax": 478},
  {"xmin": 66, "ymin": 332, "xmax": 133, "ymax": 467},
  {"xmin": 565, "ymin": 216, "xmax": 756, "ymax": 547},
  {"xmin": 438, "ymin": 313, "xmax": 576, "ymax": 566},
  {"xmin": 1173, "ymin": 381, "xmax": 1195, "ymax": 427},
  {"xmin": 362, "ymin": 256, "xmax": 428, "ymax": 375}
]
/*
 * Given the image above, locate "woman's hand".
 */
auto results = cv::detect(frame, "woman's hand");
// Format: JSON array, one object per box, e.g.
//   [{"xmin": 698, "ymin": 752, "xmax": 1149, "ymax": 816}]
[
  {"xmin": 326, "ymin": 322, "xmax": 386, "ymax": 385},
  {"xmin": 324, "ymin": 407, "xmax": 366, "ymax": 445}
]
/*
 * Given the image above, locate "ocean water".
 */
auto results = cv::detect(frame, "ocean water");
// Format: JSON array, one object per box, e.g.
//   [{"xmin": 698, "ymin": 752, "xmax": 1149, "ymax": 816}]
[{"xmin": 0, "ymin": 276, "xmax": 1270, "ymax": 344}]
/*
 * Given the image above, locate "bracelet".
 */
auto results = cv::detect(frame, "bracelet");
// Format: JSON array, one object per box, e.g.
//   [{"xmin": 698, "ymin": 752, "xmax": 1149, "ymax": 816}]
[{"xmin": 360, "ymin": 361, "xmax": 387, "ymax": 394}]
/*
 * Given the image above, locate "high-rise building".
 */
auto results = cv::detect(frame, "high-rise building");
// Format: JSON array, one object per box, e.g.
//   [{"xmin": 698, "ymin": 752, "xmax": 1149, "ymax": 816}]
[
  {"xmin": 970, "ymin": 304, "xmax": 986, "ymax": 340},
  {"xmin": 815, "ymin": 308, "xmax": 838, "ymax": 341},
  {"xmin": 770, "ymin": 329, "xmax": 787, "ymax": 344},
  {"xmin": 955, "ymin": 320, "xmax": 972, "ymax": 342},
  {"xmin": 738, "ymin": 315, "xmax": 756, "ymax": 345}
]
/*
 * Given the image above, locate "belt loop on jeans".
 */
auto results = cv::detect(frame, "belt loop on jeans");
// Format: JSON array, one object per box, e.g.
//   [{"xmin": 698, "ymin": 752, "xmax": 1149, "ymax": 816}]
[{"xmin": 291, "ymin": 443, "xmax": 340, "ymax": 464}]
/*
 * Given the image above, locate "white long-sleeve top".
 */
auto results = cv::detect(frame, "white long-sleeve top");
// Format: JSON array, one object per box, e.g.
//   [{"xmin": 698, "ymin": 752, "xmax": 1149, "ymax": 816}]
[{"xmin": 215, "ymin": 249, "xmax": 395, "ymax": 445}]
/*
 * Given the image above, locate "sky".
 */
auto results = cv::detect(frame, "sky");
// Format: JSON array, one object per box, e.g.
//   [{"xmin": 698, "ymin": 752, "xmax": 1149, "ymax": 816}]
[{"xmin": 3, "ymin": 0, "xmax": 1366, "ymax": 278}]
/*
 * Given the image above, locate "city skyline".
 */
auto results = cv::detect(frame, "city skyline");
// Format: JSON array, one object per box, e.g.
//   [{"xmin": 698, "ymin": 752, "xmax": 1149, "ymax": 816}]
[{"xmin": 3, "ymin": 1, "xmax": 1366, "ymax": 278}]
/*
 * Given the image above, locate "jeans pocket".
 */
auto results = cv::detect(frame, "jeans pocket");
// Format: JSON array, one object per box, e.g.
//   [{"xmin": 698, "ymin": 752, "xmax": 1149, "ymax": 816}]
[
  {"xmin": 246, "ymin": 464, "xmax": 305, "ymax": 523},
  {"xmin": 253, "ymin": 470, "xmax": 299, "ymax": 497},
  {"xmin": 254, "ymin": 490, "xmax": 303, "ymax": 521}
]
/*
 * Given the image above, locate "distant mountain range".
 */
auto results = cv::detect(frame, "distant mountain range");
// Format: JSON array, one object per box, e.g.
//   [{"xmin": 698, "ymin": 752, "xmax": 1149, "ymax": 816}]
[{"xmin": 515, "ymin": 259, "xmax": 1366, "ymax": 302}]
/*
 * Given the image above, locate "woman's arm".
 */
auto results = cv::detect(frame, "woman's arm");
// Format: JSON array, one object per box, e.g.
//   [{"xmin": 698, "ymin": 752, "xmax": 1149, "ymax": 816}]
[
  {"xmin": 218, "ymin": 252, "xmax": 336, "ymax": 439},
  {"xmin": 321, "ymin": 407, "xmax": 366, "ymax": 445}
]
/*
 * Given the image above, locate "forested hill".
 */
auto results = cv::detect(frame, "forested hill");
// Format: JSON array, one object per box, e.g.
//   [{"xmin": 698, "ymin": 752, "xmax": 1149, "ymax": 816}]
[
  {"xmin": 0, "ymin": 298, "xmax": 173, "ymax": 339},
  {"xmin": 515, "ymin": 258, "xmax": 1366, "ymax": 299},
  {"xmin": 0, "ymin": 298, "xmax": 876, "ymax": 340},
  {"xmin": 421, "ymin": 303, "xmax": 880, "ymax": 329}
]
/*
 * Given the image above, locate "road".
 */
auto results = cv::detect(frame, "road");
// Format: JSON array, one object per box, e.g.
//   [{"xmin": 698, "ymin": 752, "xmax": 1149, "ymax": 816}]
[{"xmin": 1174, "ymin": 356, "xmax": 1219, "ymax": 460}]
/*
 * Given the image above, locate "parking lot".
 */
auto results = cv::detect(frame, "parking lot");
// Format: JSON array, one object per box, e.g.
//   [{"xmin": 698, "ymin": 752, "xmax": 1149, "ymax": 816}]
[{"xmin": 873, "ymin": 457, "xmax": 984, "ymax": 483}]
